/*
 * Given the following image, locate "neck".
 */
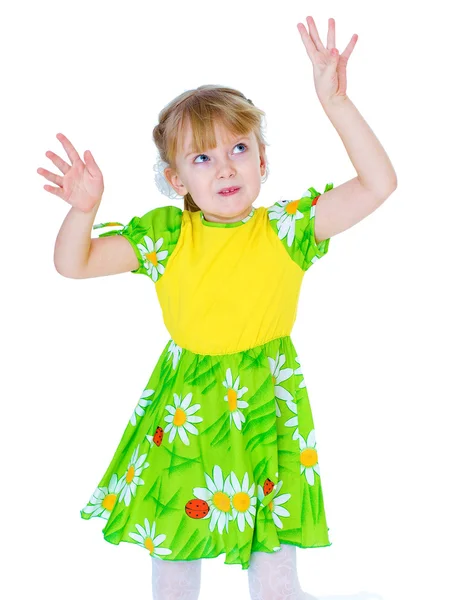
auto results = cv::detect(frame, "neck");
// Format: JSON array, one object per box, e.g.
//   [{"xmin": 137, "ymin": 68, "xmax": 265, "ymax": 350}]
[{"xmin": 201, "ymin": 205, "xmax": 253, "ymax": 224}]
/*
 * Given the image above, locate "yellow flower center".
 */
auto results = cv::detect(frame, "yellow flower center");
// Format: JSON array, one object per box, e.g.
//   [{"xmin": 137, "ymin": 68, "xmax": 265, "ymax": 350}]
[
  {"xmin": 300, "ymin": 448, "xmax": 318, "ymax": 468},
  {"xmin": 126, "ymin": 465, "xmax": 135, "ymax": 484},
  {"xmin": 233, "ymin": 492, "xmax": 251, "ymax": 512},
  {"xmin": 272, "ymin": 375, "xmax": 276, "ymax": 385},
  {"xmin": 102, "ymin": 493, "xmax": 117, "ymax": 511},
  {"xmin": 145, "ymin": 251, "xmax": 158, "ymax": 266},
  {"xmin": 213, "ymin": 491, "xmax": 231, "ymax": 512},
  {"xmin": 227, "ymin": 388, "xmax": 237, "ymax": 412},
  {"xmin": 285, "ymin": 200, "xmax": 299, "ymax": 215},
  {"xmin": 173, "ymin": 407, "xmax": 187, "ymax": 426},
  {"xmin": 268, "ymin": 500, "xmax": 274, "ymax": 512},
  {"xmin": 145, "ymin": 537, "xmax": 155, "ymax": 554}
]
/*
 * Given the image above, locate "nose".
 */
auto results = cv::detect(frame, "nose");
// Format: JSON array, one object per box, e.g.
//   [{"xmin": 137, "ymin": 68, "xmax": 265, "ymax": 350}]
[{"xmin": 216, "ymin": 157, "xmax": 237, "ymax": 179}]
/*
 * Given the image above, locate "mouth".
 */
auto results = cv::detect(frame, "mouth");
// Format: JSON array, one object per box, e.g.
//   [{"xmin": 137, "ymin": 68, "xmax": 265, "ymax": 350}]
[{"xmin": 218, "ymin": 187, "xmax": 240, "ymax": 196}]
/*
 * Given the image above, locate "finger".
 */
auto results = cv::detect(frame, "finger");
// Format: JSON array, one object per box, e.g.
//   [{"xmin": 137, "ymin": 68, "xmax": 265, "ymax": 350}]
[
  {"xmin": 297, "ymin": 22, "xmax": 320, "ymax": 62},
  {"xmin": 84, "ymin": 149, "xmax": 101, "ymax": 176},
  {"xmin": 45, "ymin": 150, "xmax": 71, "ymax": 175},
  {"xmin": 56, "ymin": 132, "xmax": 81, "ymax": 165},
  {"xmin": 305, "ymin": 15, "xmax": 326, "ymax": 53},
  {"xmin": 326, "ymin": 17, "xmax": 336, "ymax": 50},
  {"xmin": 340, "ymin": 34, "xmax": 358, "ymax": 61},
  {"xmin": 43, "ymin": 184, "xmax": 66, "ymax": 200},
  {"xmin": 37, "ymin": 167, "xmax": 63, "ymax": 187}
]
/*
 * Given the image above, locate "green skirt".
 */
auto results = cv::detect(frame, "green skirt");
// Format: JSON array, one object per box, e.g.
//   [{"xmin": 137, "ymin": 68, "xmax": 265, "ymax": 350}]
[{"xmin": 80, "ymin": 335, "xmax": 331, "ymax": 569}]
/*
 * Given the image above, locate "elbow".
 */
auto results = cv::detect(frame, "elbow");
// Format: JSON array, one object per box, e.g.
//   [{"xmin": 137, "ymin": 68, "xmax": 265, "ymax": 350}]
[{"xmin": 54, "ymin": 260, "xmax": 85, "ymax": 279}]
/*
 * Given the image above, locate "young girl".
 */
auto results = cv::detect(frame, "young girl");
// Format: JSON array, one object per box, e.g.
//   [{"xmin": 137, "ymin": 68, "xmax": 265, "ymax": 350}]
[{"xmin": 40, "ymin": 16, "xmax": 395, "ymax": 600}]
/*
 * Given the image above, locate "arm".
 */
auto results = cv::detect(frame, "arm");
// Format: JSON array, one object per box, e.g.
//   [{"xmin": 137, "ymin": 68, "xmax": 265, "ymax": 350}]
[
  {"xmin": 314, "ymin": 96, "xmax": 397, "ymax": 242},
  {"xmin": 54, "ymin": 201, "xmax": 139, "ymax": 279},
  {"xmin": 296, "ymin": 17, "xmax": 397, "ymax": 242}
]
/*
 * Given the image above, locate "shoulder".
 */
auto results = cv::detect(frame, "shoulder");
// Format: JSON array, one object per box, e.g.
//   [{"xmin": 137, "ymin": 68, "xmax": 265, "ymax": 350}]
[
  {"xmin": 126, "ymin": 205, "xmax": 183, "ymax": 237},
  {"xmin": 266, "ymin": 184, "xmax": 333, "ymax": 270}
]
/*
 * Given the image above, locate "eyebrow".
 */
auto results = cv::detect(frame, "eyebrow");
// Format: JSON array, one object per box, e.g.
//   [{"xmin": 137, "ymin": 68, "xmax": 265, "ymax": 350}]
[{"xmin": 185, "ymin": 136, "xmax": 250, "ymax": 158}]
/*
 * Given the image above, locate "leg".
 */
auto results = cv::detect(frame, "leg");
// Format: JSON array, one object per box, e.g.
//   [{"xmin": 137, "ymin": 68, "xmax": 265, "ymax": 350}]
[
  {"xmin": 247, "ymin": 544, "xmax": 383, "ymax": 600},
  {"xmin": 248, "ymin": 544, "xmax": 304, "ymax": 600},
  {"xmin": 151, "ymin": 557, "xmax": 202, "ymax": 600}
]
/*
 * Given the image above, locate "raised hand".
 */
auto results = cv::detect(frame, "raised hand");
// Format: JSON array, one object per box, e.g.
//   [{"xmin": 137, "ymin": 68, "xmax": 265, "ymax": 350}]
[
  {"xmin": 297, "ymin": 16, "xmax": 358, "ymax": 105},
  {"xmin": 37, "ymin": 133, "xmax": 104, "ymax": 212}
]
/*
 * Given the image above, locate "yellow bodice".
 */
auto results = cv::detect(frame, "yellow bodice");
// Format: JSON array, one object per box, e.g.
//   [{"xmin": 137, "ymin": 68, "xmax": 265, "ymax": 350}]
[{"xmin": 154, "ymin": 207, "xmax": 305, "ymax": 356}]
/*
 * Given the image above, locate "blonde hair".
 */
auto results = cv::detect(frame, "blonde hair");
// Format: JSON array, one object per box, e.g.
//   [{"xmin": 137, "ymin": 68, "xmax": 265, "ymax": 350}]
[{"xmin": 152, "ymin": 84, "xmax": 270, "ymax": 212}]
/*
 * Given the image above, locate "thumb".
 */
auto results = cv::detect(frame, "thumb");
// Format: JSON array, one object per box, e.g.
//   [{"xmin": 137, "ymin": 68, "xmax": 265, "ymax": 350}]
[{"xmin": 84, "ymin": 150, "xmax": 100, "ymax": 175}]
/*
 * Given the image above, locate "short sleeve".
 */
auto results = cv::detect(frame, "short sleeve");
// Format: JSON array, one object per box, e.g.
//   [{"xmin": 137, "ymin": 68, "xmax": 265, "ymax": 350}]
[
  {"xmin": 92, "ymin": 205, "xmax": 183, "ymax": 282},
  {"xmin": 267, "ymin": 184, "xmax": 333, "ymax": 271}
]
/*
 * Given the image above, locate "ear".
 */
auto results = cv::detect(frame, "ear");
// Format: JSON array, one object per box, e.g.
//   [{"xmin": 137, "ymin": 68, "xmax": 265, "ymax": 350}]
[
  {"xmin": 164, "ymin": 167, "xmax": 188, "ymax": 195},
  {"xmin": 260, "ymin": 153, "xmax": 267, "ymax": 176}
]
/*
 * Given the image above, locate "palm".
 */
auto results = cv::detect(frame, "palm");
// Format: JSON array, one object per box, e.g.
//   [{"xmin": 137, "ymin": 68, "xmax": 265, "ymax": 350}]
[
  {"xmin": 63, "ymin": 157, "xmax": 104, "ymax": 210},
  {"xmin": 38, "ymin": 133, "xmax": 104, "ymax": 212}
]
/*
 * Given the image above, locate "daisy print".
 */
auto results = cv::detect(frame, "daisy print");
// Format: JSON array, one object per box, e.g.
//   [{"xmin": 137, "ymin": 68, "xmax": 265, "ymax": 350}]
[
  {"xmin": 223, "ymin": 368, "xmax": 249, "ymax": 431},
  {"xmin": 193, "ymin": 465, "xmax": 233, "ymax": 534},
  {"xmin": 298, "ymin": 430, "xmax": 321, "ymax": 486},
  {"xmin": 81, "ymin": 472, "xmax": 125, "ymax": 519},
  {"xmin": 225, "ymin": 471, "xmax": 257, "ymax": 533},
  {"xmin": 129, "ymin": 517, "xmax": 172, "ymax": 558},
  {"xmin": 268, "ymin": 350, "xmax": 296, "ymax": 417},
  {"xmin": 284, "ymin": 400, "xmax": 300, "ymax": 441},
  {"xmin": 130, "ymin": 388, "xmax": 155, "ymax": 426},
  {"xmin": 167, "ymin": 339, "xmax": 183, "ymax": 370},
  {"xmin": 257, "ymin": 479, "xmax": 291, "ymax": 529},
  {"xmin": 294, "ymin": 354, "xmax": 307, "ymax": 389},
  {"xmin": 117, "ymin": 444, "xmax": 150, "ymax": 506},
  {"xmin": 164, "ymin": 393, "xmax": 203, "ymax": 445},
  {"xmin": 268, "ymin": 198, "xmax": 304, "ymax": 247},
  {"xmin": 137, "ymin": 234, "xmax": 168, "ymax": 283}
]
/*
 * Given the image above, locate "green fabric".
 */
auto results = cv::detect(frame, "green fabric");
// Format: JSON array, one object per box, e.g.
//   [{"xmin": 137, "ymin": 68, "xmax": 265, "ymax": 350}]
[
  {"xmin": 80, "ymin": 335, "xmax": 331, "ymax": 569},
  {"xmin": 267, "ymin": 184, "xmax": 333, "ymax": 271},
  {"xmin": 93, "ymin": 205, "xmax": 182, "ymax": 281}
]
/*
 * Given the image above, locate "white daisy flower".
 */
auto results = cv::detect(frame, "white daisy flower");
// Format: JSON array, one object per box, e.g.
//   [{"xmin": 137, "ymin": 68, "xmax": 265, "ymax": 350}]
[
  {"xmin": 129, "ymin": 517, "xmax": 172, "ymax": 557},
  {"xmin": 294, "ymin": 354, "xmax": 307, "ymax": 389},
  {"xmin": 223, "ymin": 368, "xmax": 249, "ymax": 431},
  {"xmin": 257, "ymin": 480, "xmax": 291, "ymax": 529},
  {"xmin": 167, "ymin": 340, "xmax": 183, "ymax": 370},
  {"xmin": 268, "ymin": 198, "xmax": 304, "ymax": 247},
  {"xmin": 284, "ymin": 400, "xmax": 300, "ymax": 441},
  {"xmin": 225, "ymin": 471, "xmax": 257, "ymax": 533},
  {"xmin": 130, "ymin": 388, "xmax": 155, "ymax": 426},
  {"xmin": 81, "ymin": 472, "xmax": 125, "ymax": 519},
  {"xmin": 136, "ymin": 235, "xmax": 168, "ymax": 282},
  {"xmin": 117, "ymin": 444, "xmax": 150, "ymax": 506},
  {"xmin": 164, "ymin": 393, "xmax": 203, "ymax": 445},
  {"xmin": 268, "ymin": 350, "xmax": 296, "ymax": 417},
  {"xmin": 298, "ymin": 430, "xmax": 321, "ymax": 486},
  {"xmin": 193, "ymin": 465, "xmax": 233, "ymax": 534}
]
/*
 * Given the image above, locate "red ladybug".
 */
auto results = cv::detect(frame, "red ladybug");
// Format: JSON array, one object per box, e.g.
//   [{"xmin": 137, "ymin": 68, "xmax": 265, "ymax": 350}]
[
  {"xmin": 153, "ymin": 426, "xmax": 164, "ymax": 447},
  {"xmin": 263, "ymin": 478, "xmax": 275, "ymax": 495},
  {"xmin": 185, "ymin": 499, "xmax": 210, "ymax": 519},
  {"xmin": 311, "ymin": 193, "xmax": 321, "ymax": 207}
]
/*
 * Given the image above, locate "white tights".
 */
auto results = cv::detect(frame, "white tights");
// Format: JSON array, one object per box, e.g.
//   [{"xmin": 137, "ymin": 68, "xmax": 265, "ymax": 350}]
[{"xmin": 151, "ymin": 544, "xmax": 383, "ymax": 600}]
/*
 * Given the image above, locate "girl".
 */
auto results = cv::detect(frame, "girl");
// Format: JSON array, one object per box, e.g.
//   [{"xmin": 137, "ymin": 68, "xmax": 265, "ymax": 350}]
[{"xmin": 40, "ymin": 15, "xmax": 395, "ymax": 600}]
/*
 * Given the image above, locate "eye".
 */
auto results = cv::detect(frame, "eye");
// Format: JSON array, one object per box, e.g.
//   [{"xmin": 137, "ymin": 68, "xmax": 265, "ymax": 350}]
[{"xmin": 193, "ymin": 143, "xmax": 248, "ymax": 164}]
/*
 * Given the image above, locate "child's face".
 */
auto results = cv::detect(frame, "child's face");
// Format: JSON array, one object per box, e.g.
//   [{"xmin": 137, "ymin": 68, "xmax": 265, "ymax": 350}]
[{"xmin": 166, "ymin": 121, "xmax": 267, "ymax": 223}]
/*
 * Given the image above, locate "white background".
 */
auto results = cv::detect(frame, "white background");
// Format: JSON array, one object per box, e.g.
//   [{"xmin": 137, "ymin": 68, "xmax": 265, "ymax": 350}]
[{"xmin": 2, "ymin": 1, "xmax": 475, "ymax": 599}]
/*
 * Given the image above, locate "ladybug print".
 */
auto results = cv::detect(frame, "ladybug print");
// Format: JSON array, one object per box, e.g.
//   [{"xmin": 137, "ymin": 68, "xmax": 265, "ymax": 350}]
[
  {"xmin": 153, "ymin": 426, "xmax": 164, "ymax": 447},
  {"xmin": 311, "ymin": 193, "xmax": 321, "ymax": 208},
  {"xmin": 185, "ymin": 499, "xmax": 210, "ymax": 519},
  {"xmin": 263, "ymin": 478, "xmax": 275, "ymax": 496}
]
